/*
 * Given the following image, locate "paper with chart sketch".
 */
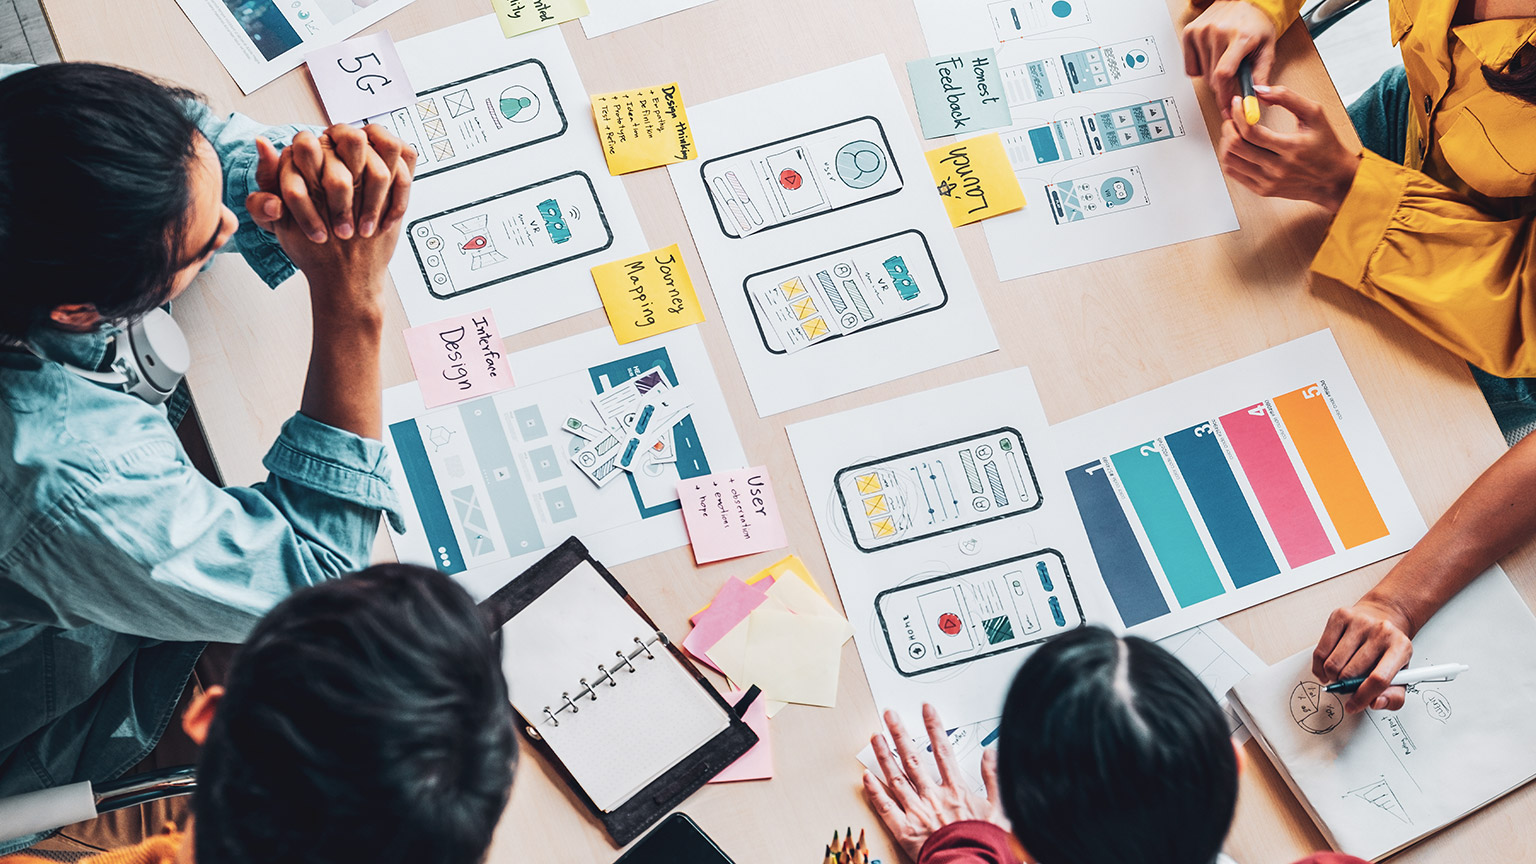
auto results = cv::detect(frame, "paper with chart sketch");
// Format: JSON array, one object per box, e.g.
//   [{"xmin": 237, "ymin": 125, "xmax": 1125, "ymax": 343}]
[
  {"xmin": 502, "ymin": 560, "xmax": 728, "ymax": 811},
  {"xmin": 912, "ymin": 0, "xmax": 1238, "ymax": 280},
  {"xmin": 371, "ymin": 18, "xmax": 646, "ymax": 334},
  {"xmin": 1230, "ymin": 566, "xmax": 1536, "ymax": 861},
  {"xmin": 669, "ymin": 56, "xmax": 998, "ymax": 417},
  {"xmin": 1052, "ymin": 330, "xmax": 1425, "ymax": 642},
  {"xmin": 382, "ymin": 326, "xmax": 746, "ymax": 602},
  {"xmin": 857, "ymin": 620, "xmax": 1265, "ymax": 794},
  {"xmin": 175, "ymin": 0, "xmax": 419, "ymax": 93},
  {"xmin": 580, "ymin": 0, "xmax": 722, "ymax": 37},
  {"xmin": 787, "ymin": 368, "xmax": 1114, "ymax": 725}
]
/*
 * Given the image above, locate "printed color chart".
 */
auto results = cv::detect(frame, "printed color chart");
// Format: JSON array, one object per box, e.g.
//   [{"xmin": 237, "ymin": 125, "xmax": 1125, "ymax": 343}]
[{"xmin": 1052, "ymin": 332, "xmax": 1424, "ymax": 639}]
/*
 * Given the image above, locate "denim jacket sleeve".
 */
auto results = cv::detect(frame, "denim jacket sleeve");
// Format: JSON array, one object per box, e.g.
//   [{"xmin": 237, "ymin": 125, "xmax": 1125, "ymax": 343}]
[
  {"xmin": 21, "ymin": 412, "xmax": 402, "ymax": 644},
  {"xmin": 191, "ymin": 105, "xmax": 321, "ymax": 289}
]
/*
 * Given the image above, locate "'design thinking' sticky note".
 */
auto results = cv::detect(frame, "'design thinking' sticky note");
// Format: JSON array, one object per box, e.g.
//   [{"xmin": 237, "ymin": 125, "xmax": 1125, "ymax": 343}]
[
  {"xmin": 491, "ymin": 0, "xmax": 589, "ymax": 38},
  {"xmin": 679, "ymin": 467, "xmax": 789, "ymax": 565},
  {"xmin": 925, "ymin": 133, "xmax": 1027, "ymax": 227},
  {"xmin": 590, "ymin": 244, "xmax": 705, "ymax": 343},
  {"xmin": 402, "ymin": 310, "xmax": 515, "ymax": 409},
  {"xmin": 591, "ymin": 83, "xmax": 696, "ymax": 174},
  {"xmin": 906, "ymin": 49, "xmax": 1012, "ymax": 140}
]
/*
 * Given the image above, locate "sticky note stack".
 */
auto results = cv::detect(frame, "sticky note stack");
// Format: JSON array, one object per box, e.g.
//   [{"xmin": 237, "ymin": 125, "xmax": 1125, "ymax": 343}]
[{"xmin": 682, "ymin": 556, "xmax": 853, "ymax": 714}]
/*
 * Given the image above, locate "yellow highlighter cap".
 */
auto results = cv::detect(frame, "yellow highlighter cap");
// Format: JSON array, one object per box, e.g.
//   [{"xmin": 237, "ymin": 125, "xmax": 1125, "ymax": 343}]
[{"xmin": 1243, "ymin": 95, "xmax": 1261, "ymax": 126}]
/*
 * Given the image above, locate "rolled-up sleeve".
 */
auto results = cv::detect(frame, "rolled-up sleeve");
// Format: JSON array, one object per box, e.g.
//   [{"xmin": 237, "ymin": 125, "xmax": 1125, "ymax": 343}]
[
  {"xmin": 1188, "ymin": 0, "xmax": 1306, "ymax": 37},
  {"xmin": 918, "ymin": 822, "xmax": 1022, "ymax": 864}
]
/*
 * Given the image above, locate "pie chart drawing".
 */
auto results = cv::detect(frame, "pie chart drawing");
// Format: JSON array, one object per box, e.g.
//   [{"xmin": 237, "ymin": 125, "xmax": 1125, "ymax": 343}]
[
  {"xmin": 499, "ymin": 86, "xmax": 541, "ymax": 123},
  {"xmin": 835, "ymin": 140, "xmax": 888, "ymax": 189},
  {"xmin": 1290, "ymin": 681, "xmax": 1344, "ymax": 734}
]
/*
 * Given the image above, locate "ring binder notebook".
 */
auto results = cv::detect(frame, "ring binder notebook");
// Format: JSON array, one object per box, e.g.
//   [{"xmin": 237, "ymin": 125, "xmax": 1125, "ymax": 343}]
[{"xmin": 480, "ymin": 538, "xmax": 759, "ymax": 846}]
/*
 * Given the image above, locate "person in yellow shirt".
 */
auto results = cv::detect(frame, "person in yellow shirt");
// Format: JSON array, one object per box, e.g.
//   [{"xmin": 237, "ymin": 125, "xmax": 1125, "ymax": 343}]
[
  {"xmin": 1183, "ymin": 0, "xmax": 1536, "ymax": 442},
  {"xmin": 0, "ymin": 564, "xmax": 517, "ymax": 864}
]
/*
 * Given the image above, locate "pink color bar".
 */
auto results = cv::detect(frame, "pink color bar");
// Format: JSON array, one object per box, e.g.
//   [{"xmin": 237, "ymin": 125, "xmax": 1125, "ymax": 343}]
[{"xmin": 1218, "ymin": 405, "xmax": 1334, "ymax": 568}]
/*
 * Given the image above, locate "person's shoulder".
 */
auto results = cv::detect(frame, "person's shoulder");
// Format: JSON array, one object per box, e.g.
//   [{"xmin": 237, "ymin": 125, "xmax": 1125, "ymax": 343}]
[{"xmin": 1289, "ymin": 854, "xmax": 1371, "ymax": 864}]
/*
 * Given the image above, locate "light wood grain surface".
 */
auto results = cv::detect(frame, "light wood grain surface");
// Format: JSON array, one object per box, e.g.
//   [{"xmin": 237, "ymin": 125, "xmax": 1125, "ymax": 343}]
[{"xmin": 37, "ymin": 0, "xmax": 1536, "ymax": 861}]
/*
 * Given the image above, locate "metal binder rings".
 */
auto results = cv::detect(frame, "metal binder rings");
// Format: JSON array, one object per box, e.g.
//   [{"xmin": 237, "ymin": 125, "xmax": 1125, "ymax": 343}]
[{"xmin": 541, "ymin": 632, "xmax": 667, "ymax": 727}]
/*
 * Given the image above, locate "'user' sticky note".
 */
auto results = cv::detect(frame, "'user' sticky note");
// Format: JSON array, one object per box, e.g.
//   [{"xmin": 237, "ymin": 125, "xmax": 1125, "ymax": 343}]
[
  {"xmin": 906, "ymin": 50, "xmax": 1012, "ymax": 140},
  {"xmin": 591, "ymin": 83, "xmax": 696, "ymax": 174},
  {"xmin": 678, "ymin": 467, "xmax": 789, "ymax": 564},
  {"xmin": 590, "ymin": 245, "xmax": 704, "ymax": 343},
  {"xmin": 492, "ymin": 0, "xmax": 588, "ymax": 38},
  {"xmin": 925, "ymin": 134, "xmax": 1027, "ymax": 227},
  {"xmin": 304, "ymin": 31, "xmax": 415, "ymax": 124},
  {"xmin": 402, "ymin": 310, "xmax": 514, "ymax": 408}
]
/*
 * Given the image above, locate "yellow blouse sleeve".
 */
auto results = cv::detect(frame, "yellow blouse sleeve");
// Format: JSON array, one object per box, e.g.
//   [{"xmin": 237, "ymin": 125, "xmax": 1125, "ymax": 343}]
[
  {"xmin": 1313, "ymin": 150, "xmax": 1536, "ymax": 377},
  {"xmin": 1188, "ymin": 0, "xmax": 1307, "ymax": 36}
]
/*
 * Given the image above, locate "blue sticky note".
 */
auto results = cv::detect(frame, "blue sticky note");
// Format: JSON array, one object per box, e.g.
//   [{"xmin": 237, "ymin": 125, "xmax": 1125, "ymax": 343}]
[{"xmin": 905, "ymin": 49, "xmax": 1013, "ymax": 140}]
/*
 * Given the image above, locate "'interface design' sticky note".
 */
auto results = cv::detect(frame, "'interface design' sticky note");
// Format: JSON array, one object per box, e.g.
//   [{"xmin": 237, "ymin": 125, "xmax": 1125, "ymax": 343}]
[{"xmin": 402, "ymin": 310, "xmax": 515, "ymax": 408}]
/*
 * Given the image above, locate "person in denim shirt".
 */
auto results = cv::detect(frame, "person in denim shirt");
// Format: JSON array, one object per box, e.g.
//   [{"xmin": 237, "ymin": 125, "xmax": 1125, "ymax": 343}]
[{"xmin": 0, "ymin": 61, "xmax": 417, "ymax": 849}]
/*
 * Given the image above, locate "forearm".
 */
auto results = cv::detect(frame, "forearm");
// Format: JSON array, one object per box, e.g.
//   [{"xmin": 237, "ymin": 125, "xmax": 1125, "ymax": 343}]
[
  {"xmin": 300, "ymin": 299, "xmax": 384, "ymax": 440},
  {"xmin": 1368, "ymin": 435, "xmax": 1536, "ymax": 633}
]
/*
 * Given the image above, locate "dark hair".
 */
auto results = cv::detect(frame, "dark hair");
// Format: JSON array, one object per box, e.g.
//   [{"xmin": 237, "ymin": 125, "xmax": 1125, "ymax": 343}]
[
  {"xmin": 1483, "ymin": 46, "xmax": 1536, "ymax": 106},
  {"xmin": 0, "ymin": 63, "xmax": 203, "ymax": 339},
  {"xmin": 193, "ymin": 564, "xmax": 517, "ymax": 864},
  {"xmin": 998, "ymin": 627, "xmax": 1238, "ymax": 864}
]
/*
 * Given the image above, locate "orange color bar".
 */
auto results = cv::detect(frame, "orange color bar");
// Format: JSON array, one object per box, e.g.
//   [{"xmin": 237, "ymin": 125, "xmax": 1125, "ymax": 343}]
[{"xmin": 1272, "ymin": 385, "xmax": 1388, "ymax": 549}]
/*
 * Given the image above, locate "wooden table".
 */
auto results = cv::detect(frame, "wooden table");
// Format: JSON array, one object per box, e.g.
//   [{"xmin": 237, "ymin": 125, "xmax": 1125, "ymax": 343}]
[{"xmin": 37, "ymin": 0, "xmax": 1536, "ymax": 860}]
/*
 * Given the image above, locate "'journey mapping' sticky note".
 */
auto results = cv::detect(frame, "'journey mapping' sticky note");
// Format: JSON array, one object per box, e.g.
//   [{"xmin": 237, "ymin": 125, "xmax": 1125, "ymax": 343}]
[
  {"xmin": 492, "ymin": 0, "xmax": 589, "ymax": 38},
  {"xmin": 925, "ymin": 134, "xmax": 1027, "ymax": 227},
  {"xmin": 402, "ymin": 310, "xmax": 515, "ymax": 408},
  {"xmin": 906, "ymin": 50, "xmax": 1012, "ymax": 140},
  {"xmin": 591, "ymin": 83, "xmax": 696, "ymax": 174},
  {"xmin": 590, "ymin": 245, "xmax": 705, "ymax": 343},
  {"xmin": 304, "ymin": 31, "xmax": 415, "ymax": 124},
  {"xmin": 679, "ymin": 467, "xmax": 789, "ymax": 564}
]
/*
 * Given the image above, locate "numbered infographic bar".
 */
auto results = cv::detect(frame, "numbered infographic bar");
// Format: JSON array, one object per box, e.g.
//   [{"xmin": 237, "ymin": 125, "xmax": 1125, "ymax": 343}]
[
  {"xmin": 1164, "ymin": 423, "xmax": 1280, "ymax": 588},
  {"xmin": 1109, "ymin": 444, "xmax": 1224, "ymax": 608},
  {"xmin": 1066, "ymin": 461, "xmax": 1169, "ymax": 626},
  {"xmin": 1273, "ymin": 386, "xmax": 1389, "ymax": 549},
  {"xmin": 1219, "ymin": 405, "xmax": 1333, "ymax": 568}
]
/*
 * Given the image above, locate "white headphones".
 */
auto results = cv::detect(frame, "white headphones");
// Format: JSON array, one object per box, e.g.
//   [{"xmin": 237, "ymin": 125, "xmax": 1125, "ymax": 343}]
[{"xmin": 41, "ymin": 308, "xmax": 191, "ymax": 405}]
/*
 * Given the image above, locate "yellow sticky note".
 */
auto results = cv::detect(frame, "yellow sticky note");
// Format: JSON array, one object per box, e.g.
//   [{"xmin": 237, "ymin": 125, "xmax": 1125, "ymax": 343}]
[
  {"xmin": 765, "ymin": 577, "xmax": 854, "ymax": 642},
  {"xmin": 741, "ymin": 607, "xmax": 846, "ymax": 707},
  {"xmin": 925, "ymin": 133, "xmax": 1026, "ymax": 227},
  {"xmin": 591, "ymin": 83, "xmax": 696, "ymax": 174},
  {"xmin": 492, "ymin": 0, "xmax": 588, "ymax": 37},
  {"xmin": 590, "ymin": 245, "xmax": 704, "ymax": 344},
  {"xmin": 758, "ymin": 555, "xmax": 828, "ymax": 602}
]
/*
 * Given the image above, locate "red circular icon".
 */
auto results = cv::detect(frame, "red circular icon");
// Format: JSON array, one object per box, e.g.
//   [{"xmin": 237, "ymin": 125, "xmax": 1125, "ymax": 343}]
[
  {"xmin": 779, "ymin": 168, "xmax": 803, "ymax": 190},
  {"xmin": 937, "ymin": 613, "xmax": 962, "ymax": 636}
]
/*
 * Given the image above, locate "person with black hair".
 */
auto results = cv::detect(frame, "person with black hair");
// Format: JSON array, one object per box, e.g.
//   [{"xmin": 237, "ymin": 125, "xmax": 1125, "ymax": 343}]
[
  {"xmin": 0, "ymin": 60, "xmax": 417, "ymax": 846},
  {"xmin": 1183, "ymin": 0, "xmax": 1536, "ymax": 443},
  {"xmin": 862, "ymin": 627, "xmax": 1367, "ymax": 864},
  {"xmin": 1, "ymin": 563, "xmax": 519, "ymax": 864}
]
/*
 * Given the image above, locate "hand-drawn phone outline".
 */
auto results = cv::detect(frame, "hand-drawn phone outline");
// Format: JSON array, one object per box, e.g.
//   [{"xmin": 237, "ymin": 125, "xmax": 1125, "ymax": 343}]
[
  {"xmin": 833, "ymin": 427, "xmax": 1043, "ymax": 554},
  {"xmin": 374, "ymin": 60, "xmax": 569, "ymax": 180},
  {"xmin": 408, "ymin": 170, "xmax": 613, "ymax": 300},
  {"xmin": 742, "ymin": 229, "xmax": 949, "ymax": 356},
  {"xmin": 699, "ymin": 116, "xmax": 904, "ymax": 239},
  {"xmin": 874, "ymin": 548, "xmax": 1085, "ymax": 677}
]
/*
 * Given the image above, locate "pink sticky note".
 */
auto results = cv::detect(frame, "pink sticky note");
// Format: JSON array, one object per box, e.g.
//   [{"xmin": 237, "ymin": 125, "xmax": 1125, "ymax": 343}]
[
  {"xmin": 304, "ymin": 31, "xmax": 416, "ymax": 124},
  {"xmin": 403, "ymin": 310, "xmax": 514, "ymax": 408},
  {"xmin": 678, "ymin": 467, "xmax": 789, "ymax": 564},
  {"xmin": 682, "ymin": 578, "xmax": 769, "ymax": 671},
  {"xmin": 709, "ymin": 690, "xmax": 773, "ymax": 783}
]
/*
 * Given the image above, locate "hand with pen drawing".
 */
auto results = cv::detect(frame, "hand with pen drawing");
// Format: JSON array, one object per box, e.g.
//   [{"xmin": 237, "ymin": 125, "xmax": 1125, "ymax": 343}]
[{"xmin": 862, "ymin": 704, "xmax": 1009, "ymax": 861}]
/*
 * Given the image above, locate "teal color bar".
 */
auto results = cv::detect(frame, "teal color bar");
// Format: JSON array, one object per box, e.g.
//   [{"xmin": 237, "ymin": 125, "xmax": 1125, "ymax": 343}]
[{"xmin": 1109, "ymin": 443, "xmax": 1225, "ymax": 608}]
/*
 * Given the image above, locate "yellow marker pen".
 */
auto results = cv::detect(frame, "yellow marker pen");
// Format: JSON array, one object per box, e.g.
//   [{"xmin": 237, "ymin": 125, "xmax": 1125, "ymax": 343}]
[{"xmin": 1238, "ymin": 56, "xmax": 1261, "ymax": 125}]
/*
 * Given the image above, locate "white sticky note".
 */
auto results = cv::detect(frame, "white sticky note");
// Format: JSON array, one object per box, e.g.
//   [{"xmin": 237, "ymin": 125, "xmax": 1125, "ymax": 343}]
[{"xmin": 305, "ymin": 32, "xmax": 415, "ymax": 124}]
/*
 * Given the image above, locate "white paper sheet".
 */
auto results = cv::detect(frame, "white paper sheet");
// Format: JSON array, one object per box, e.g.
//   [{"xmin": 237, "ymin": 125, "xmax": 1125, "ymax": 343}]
[
  {"xmin": 176, "ymin": 0, "xmax": 420, "ymax": 93},
  {"xmin": 856, "ymin": 620, "xmax": 1265, "ymax": 794},
  {"xmin": 376, "ymin": 19, "xmax": 647, "ymax": 333},
  {"xmin": 382, "ymin": 326, "xmax": 745, "ymax": 601},
  {"xmin": 787, "ymin": 368, "xmax": 1114, "ymax": 726},
  {"xmin": 580, "ymin": 0, "xmax": 722, "ymax": 37},
  {"xmin": 912, "ymin": 0, "xmax": 1238, "ymax": 280},
  {"xmin": 669, "ymin": 56, "xmax": 998, "ymax": 417},
  {"xmin": 1231, "ymin": 566, "xmax": 1536, "ymax": 861},
  {"xmin": 1050, "ymin": 330, "xmax": 1426, "ymax": 641}
]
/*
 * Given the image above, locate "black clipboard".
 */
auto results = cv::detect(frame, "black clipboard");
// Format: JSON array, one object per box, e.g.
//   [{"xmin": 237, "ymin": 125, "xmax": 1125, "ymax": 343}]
[{"xmin": 480, "ymin": 537, "xmax": 760, "ymax": 846}]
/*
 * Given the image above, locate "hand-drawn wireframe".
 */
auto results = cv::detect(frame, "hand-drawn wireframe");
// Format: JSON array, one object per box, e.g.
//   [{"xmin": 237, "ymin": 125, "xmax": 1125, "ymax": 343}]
[
  {"xmin": 1046, "ymin": 166, "xmax": 1151, "ymax": 223},
  {"xmin": 1345, "ymin": 777, "xmax": 1413, "ymax": 824},
  {"xmin": 999, "ymin": 97, "xmax": 1184, "ymax": 168},
  {"xmin": 368, "ymin": 60, "xmax": 568, "ymax": 178},
  {"xmin": 408, "ymin": 171, "xmax": 613, "ymax": 300},
  {"xmin": 834, "ymin": 428, "xmax": 1043, "ymax": 553},
  {"xmin": 998, "ymin": 36, "xmax": 1165, "ymax": 107},
  {"xmin": 1291, "ymin": 681, "xmax": 1345, "ymax": 734},
  {"xmin": 700, "ymin": 117, "xmax": 904, "ymax": 238},
  {"xmin": 743, "ymin": 230, "xmax": 948, "ymax": 355},
  {"xmin": 875, "ymin": 549, "xmax": 1084, "ymax": 676},
  {"xmin": 988, "ymin": 0, "xmax": 1091, "ymax": 40}
]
